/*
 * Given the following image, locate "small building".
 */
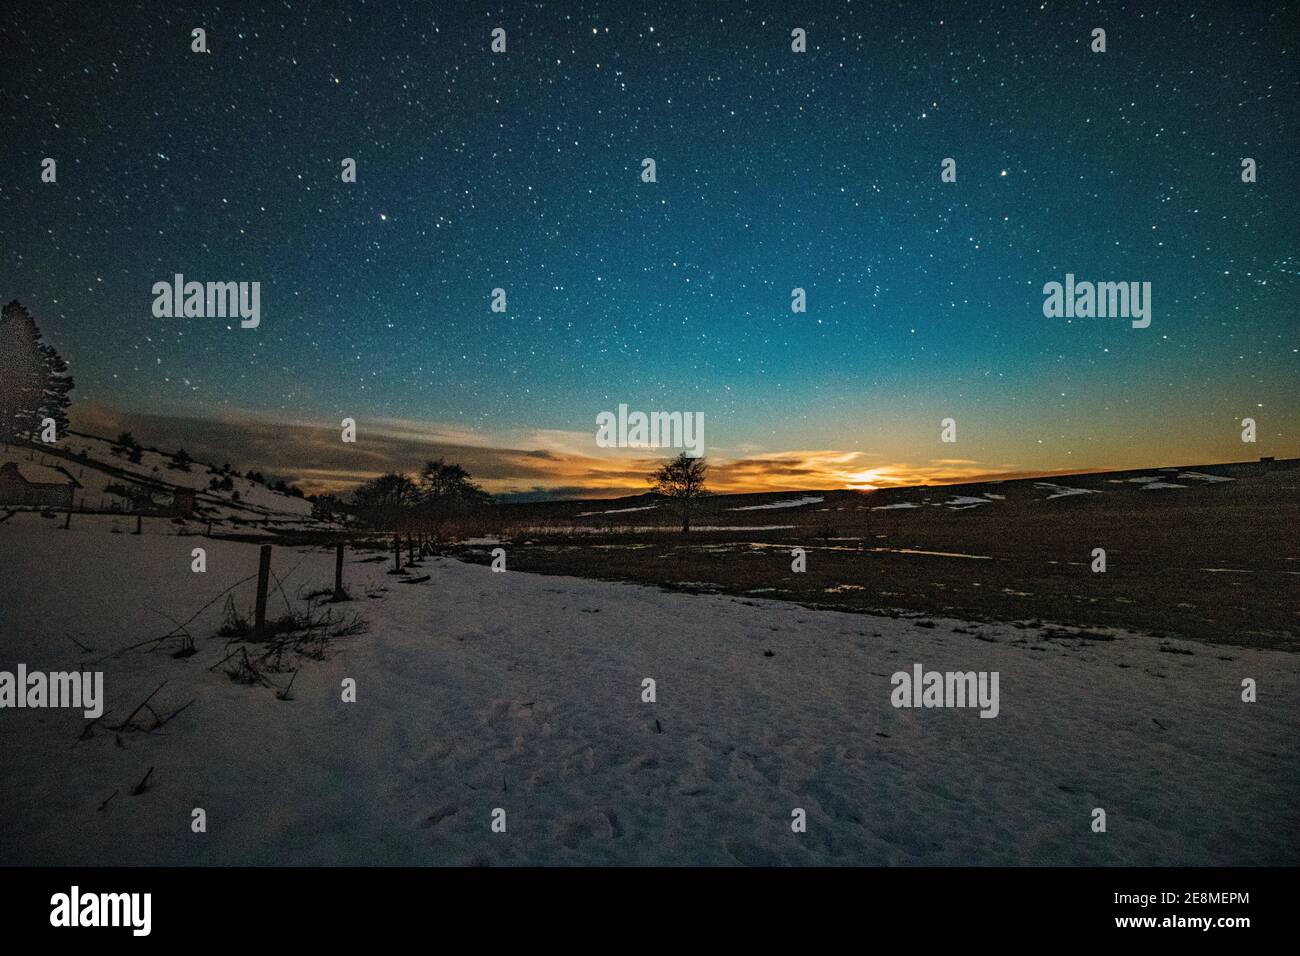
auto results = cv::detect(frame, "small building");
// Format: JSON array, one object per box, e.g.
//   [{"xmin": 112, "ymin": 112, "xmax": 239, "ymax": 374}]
[
  {"xmin": 0, "ymin": 461, "xmax": 80, "ymax": 509},
  {"xmin": 173, "ymin": 488, "xmax": 196, "ymax": 517},
  {"xmin": 103, "ymin": 472, "xmax": 197, "ymax": 517}
]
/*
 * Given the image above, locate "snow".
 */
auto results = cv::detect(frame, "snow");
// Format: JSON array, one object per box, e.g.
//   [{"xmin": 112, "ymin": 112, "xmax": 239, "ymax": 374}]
[
  {"xmin": 1106, "ymin": 476, "xmax": 1198, "ymax": 488},
  {"xmin": 868, "ymin": 547, "xmax": 992, "ymax": 560},
  {"xmin": 576, "ymin": 505, "xmax": 658, "ymax": 517},
  {"xmin": 1034, "ymin": 482, "xmax": 1100, "ymax": 500},
  {"xmin": 688, "ymin": 525, "xmax": 797, "ymax": 532},
  {"xmin": 940, "ymin": 496, "xmax": 994, "ymax": 510},
  {"xmin": 521, "ymin": 525, "xmax": 797, "ymax": 534},
  {"xmin": 1, "ymin": 520, "xmax": 1296, "ymax": 866},
  {"xmin": 871, "ymin": 502, "xmax": 919, "ymax": 510},
  {"xmin": 728, "ymin": 496, "xmax": 825, "ymax": 511},
  {"xmin": 744, "ymin": 542, "xmax": 862, "ymax": 553}
]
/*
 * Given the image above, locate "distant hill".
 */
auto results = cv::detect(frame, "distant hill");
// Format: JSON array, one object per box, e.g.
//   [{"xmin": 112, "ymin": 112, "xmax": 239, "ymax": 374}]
[
  {"xmin": 488, "ymin": 457, "xmax": 1299, "ymax": 530},
  {"xmin": 1, "ymin": 430, "xmax": 322, "ymax": 535}
]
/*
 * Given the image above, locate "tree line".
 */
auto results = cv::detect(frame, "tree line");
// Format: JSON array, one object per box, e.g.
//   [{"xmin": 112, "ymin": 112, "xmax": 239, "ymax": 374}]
[
  {"xmin": 312, "ymin": 459, "xmax": 492, "ymax": 535},
  {"xmin": 316, "ymin": 452, "xmax": 709, "ymax": 536}
]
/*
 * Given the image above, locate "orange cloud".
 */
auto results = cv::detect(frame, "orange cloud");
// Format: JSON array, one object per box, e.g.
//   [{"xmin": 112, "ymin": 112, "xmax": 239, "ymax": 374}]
[{"xmin": 69, "ymin": 402, "xmax": 1108, "ymax": 500}]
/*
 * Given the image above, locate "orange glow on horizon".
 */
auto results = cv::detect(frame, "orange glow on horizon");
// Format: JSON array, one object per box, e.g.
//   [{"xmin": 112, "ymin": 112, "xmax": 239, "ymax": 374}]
[{"xmin": 73, "ymin": 402, "xmax": 1292, "ymax": 502}]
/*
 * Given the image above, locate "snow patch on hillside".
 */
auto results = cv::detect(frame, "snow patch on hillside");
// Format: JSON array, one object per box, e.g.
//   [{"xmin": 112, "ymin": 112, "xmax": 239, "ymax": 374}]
[
  {"xmin": 728, "ymin": 496, "xmax": 825, "ymax": 511},
  {"xmin": 1035, "ymin": 482, "xmax": 1100, "ymax": 500},
  {"xmin": 576, "ymin": 505, "xmax": 657, "ymax": 517}
]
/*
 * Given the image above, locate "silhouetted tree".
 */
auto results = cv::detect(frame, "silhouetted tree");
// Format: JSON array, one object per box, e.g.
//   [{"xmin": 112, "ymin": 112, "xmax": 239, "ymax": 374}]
[
  {"xmin": 650, "ymin": 453, "xmax": 709, "ymax": 535},
  {"xmin": 417, "ymin": 459, "xmax": 488, "ymax": 503},
  {"xmin": 42, "ymin": 342, "xmax": 74, "ymax": 437},
  {"xmin": 0, "ymin": 301, "xmax": 74, "ymax": 440},
  {"xmin": 311, "ymin": 493, "xmax": 349, "ymax": 524},
  {"xmin": 349, "ymin": 473, "xmax": 420, "ymax": 530},
  {"xmin": 112, "ymin": 431, "xmax": 143, "ymax": 463},
  {"xmin": 417, "ymin": 459, "xmax": 492, "ymax": 538}
]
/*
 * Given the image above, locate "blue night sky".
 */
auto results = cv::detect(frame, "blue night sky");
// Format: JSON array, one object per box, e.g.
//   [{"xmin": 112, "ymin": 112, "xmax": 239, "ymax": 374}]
[{"xmin": 1, "ymin": 1, "xmax": 1295, "ymax": 496}]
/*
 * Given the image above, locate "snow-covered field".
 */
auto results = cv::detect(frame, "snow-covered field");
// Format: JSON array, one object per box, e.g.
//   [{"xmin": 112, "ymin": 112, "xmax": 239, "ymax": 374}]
[{"xmin": 1, "ymin": 517, "xmax": 1296, "ymax": 865}]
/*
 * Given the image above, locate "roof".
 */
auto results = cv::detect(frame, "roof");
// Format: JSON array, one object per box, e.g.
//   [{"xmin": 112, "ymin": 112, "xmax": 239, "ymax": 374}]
[{"xmin": 0, "ymin": 461, "xmax": 82, "ymax": 488}]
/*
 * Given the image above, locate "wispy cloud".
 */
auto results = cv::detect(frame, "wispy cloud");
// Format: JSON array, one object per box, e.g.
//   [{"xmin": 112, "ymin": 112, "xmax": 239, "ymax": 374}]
[{"xmin": 69, "ymin": 402, "xmax": 1089, "ymax": 500}]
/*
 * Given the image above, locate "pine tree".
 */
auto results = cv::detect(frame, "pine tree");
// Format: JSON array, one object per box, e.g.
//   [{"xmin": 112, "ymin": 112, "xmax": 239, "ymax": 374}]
[
  {"xmin": 113, "ymin": 431, "xmax": 138, "ymax": 458},
  {"xmin": 0, "ymin": 301, "xmax": 74, "ymax": 441},
  {"xmin": 40, "ymin": 343, "xmax": 74, "ymax": 436},
  {"xmin": 0, "ymin": 301, "xmax": 45, "ymax": 440}
]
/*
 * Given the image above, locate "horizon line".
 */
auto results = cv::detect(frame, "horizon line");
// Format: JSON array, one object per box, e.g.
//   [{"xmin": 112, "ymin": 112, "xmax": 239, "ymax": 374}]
[{"xmin": 39, "ymin": 425, "xmax": 1294, "ymax": 504}]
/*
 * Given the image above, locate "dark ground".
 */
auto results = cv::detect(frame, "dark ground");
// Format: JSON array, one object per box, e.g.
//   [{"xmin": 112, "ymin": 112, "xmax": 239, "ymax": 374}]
[{"xmin": 447, "ymin": 459, "xmax": 1299, "ymax": 651}]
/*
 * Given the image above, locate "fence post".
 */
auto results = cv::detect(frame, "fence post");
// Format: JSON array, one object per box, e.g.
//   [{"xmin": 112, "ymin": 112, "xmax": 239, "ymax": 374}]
[
  {"xmin": 254, "ymin": 544, "xmax": 272, "ymax": 640},
  {"xmin": 392, "ymin": 534, "xmax": 401, "ymax": 573},
  {"xmin": 134, "ymin": 514, "xmax": 142, "ymax": 535},
  {"xmin": 333, "ymin": 542, "xmax": 346, "ymax": 601}
]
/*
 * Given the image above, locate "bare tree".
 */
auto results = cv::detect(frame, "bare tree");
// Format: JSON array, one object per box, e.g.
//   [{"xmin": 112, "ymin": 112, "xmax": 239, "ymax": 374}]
[
  {"xmin": 649, "ymin": 453, "xmax": 708, "ymax": 535},
  {"xmin": 349, "ymin": 473, "xmax": 420, "ymax": 530},
  {"xmin": 345, "ymin": 461, "xmax": 492, "ymax": 535},
  {"xmin": 417, "ymin": 458, "xmax": 491, "ymax": 540}
]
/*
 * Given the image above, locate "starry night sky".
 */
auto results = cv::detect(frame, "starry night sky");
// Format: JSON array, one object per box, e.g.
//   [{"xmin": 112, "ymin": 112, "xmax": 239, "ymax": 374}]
[{"xmin": 1, "ymin": 1, "xmax": 1296, "ymax": 496}]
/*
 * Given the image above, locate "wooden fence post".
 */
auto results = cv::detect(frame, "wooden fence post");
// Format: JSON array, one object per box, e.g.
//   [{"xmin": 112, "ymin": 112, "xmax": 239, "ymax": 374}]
[
  {"xmin": 134, "ymin": 514, "xmax": 142, "ymax": 535},
  {"xmin": 333, "ymin": 543, "xmax": 346, "ymax": 601},
  {"xmin": 254, "ymin": 544, "xmax": 272, "ymax": 640},
  {"xmin": 392, "ymin": 534, "xmax": 401, "ymax": 572}
]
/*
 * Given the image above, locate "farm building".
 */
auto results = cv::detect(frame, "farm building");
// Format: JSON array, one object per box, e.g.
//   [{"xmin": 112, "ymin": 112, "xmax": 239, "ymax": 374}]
[
  {"xmin": 173, "ymin": 487, "xmax": 196, "ymax": 517},
  {"xmin": 102, "ymin": 475, "xmax": 197, "ymax": 517},
  {"xmin": 0, "ymin": 461, "xmax": 80, "ymax": 509}
]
